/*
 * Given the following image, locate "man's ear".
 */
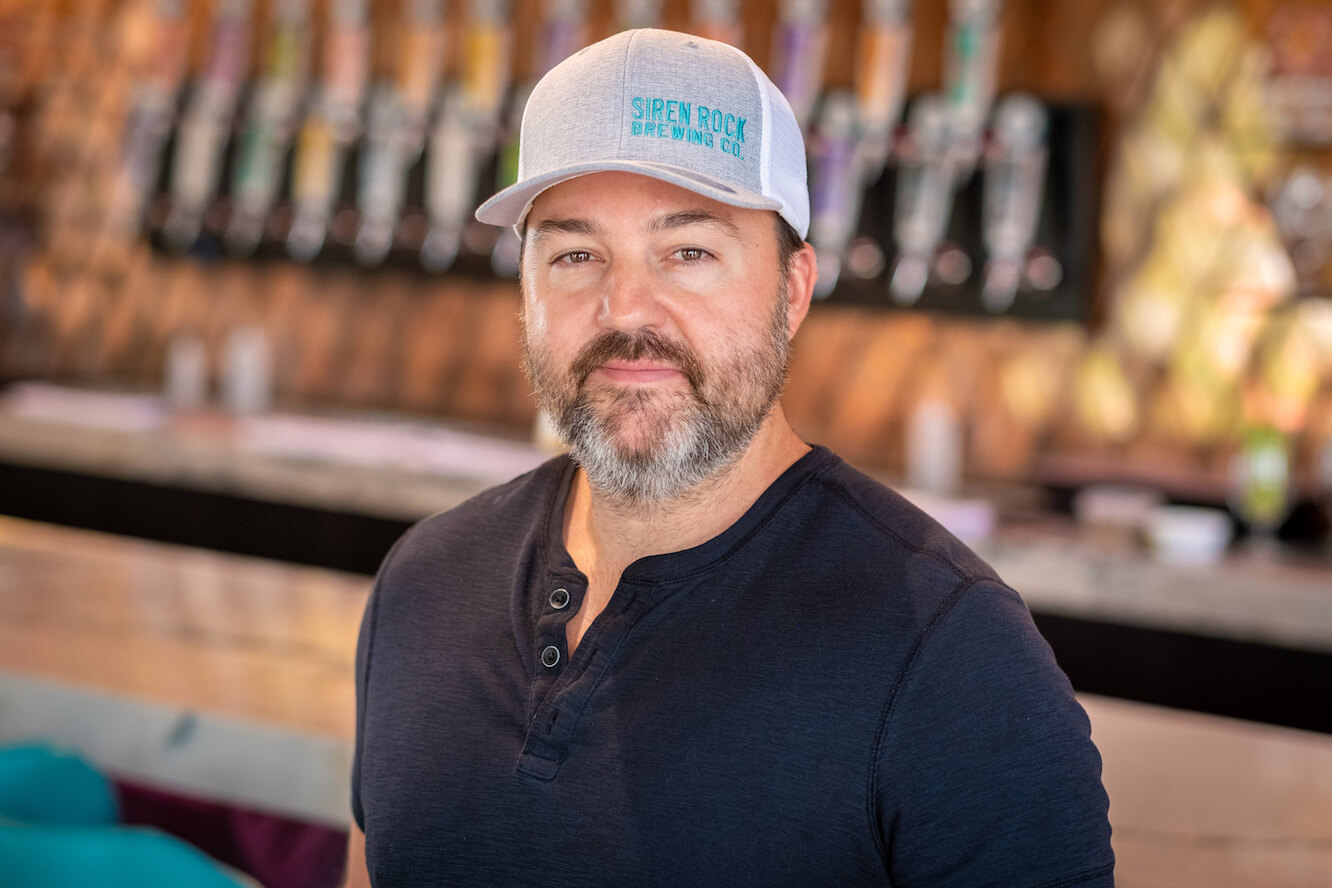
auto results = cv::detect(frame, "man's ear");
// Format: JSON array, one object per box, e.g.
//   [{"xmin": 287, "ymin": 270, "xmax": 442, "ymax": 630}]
[{"xmin": 783, "ymin": 242, "xmax": 817, "ymax": 339}]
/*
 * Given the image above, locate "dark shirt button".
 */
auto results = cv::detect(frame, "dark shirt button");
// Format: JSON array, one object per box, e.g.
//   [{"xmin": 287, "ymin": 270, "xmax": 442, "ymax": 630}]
[
  {"xmin": 540, "ymin": 645, "xmax": 561, "ymax": 668},
  {"xmin": 549, "ymin": 587, "xmax": 570, "ymax": 609}
]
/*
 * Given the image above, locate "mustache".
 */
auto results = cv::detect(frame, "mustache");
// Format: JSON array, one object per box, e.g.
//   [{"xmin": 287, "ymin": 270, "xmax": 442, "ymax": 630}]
[{"xmin": 570, "ymin": 329, "xmax": 705, "ymax": 391}]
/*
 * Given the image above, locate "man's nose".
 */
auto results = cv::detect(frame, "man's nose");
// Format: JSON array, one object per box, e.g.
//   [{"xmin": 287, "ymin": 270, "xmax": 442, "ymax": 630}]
[{"xmin": 597, "ymin": 260, "xmax": 667, "ymax": 332}]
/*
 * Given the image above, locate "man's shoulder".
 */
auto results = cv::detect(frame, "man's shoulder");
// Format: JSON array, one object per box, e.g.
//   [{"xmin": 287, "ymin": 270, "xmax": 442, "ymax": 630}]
[
  {"xmin": 797, "ymin": 448, "xmax": 1001, "ymax": 587},
  {"xmin": 382, "ymin": 453, "xmax": 570, "ymax": 572}
]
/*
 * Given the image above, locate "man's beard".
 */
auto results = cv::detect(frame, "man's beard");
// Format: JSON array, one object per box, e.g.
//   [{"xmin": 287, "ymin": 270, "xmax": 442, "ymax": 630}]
[{"xmin": 522, "ymin": 293, "xmax": 791, "ymax": 508}]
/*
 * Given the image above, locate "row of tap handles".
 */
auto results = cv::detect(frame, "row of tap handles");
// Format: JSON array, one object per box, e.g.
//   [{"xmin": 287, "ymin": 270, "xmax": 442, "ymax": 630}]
[{"xmin": 112, "ymin": 0, "xmax": 1054, "ymax": 312}]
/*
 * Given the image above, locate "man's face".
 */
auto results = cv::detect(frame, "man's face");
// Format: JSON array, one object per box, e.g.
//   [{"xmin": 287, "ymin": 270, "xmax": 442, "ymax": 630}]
[{"xmin": 519, "ymin": 172, "xmax": 804, "ymax": 506}]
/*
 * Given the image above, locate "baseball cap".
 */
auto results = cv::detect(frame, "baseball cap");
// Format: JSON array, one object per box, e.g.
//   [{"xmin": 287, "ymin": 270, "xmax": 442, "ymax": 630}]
[{"xmin": 475, "ymin": 28, "xmax": 810, "ymax": 239}]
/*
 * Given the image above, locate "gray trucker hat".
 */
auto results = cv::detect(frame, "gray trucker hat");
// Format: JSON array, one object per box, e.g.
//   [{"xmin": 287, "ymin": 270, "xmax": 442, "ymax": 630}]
[{"xmin": 475, "ymin": 28, "xmax": 810, "ymax": 238}]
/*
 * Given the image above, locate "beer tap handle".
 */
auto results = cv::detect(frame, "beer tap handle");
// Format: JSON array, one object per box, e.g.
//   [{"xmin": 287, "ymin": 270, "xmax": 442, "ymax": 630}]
[
  {"xmin": 981, "ymin": 93, "xmax": 1048, "ymax": 313},
  {"xmin": 537, "ymin": 0, "xmax": 591, "ymax": 81},
  {"xmin": 615, "ymin": 0, "xmax": 664, "ymax": 32},
  {"xmin": 855, "ymin": 0, "xmax": 913, "ymax": 182},
  {"xmin": 460, "ymin": 0, "xmax": 514, "ymax": 130},
  {"xmin": 354, "ymin": 84, "xmax": 410, "ymax": 267},
  {"xmin": 162, "ymin": 0, "xmax": 254, "ymax": 251},
  {"xmin": 889, "ymin": 95, "xmax": 956, "ymax": 305},
  {"xmin": 943, "ymin": 0, "xmax": 1001, "ymax": 175},
  {"xmin": 322, "ymin": 0, "xmax": 370, "ymax": 133},
  {"xmin": 398, "ymin": 0, "xmax": 446, "ymax": 129},
  {"xmin": 770, "ymin": 0, "xmax": 828, "ymax": 132},
  {"xmin": 286, "ymin": 104, "xmax": 343, "ymax": 262},
  {"xmin": 227, "ymin": 0, "xmax": 311, "ymax": 255},
  {"xmin": 809, "ymin": 91, "xmax": 862, "ymax": 298},
  {"xmin": 690, "ymin": 0, "xmax": 743, "ymax": 49},
  {"xmin": 422, "ymin": 85, "xmax": 478, "ymax": 272}
]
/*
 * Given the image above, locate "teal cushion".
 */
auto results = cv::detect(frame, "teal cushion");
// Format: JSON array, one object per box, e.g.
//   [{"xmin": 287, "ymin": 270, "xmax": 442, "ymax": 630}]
[
  {"xmin": 0, "ymin": 743, "xmax": 118, "ymax": 827},
  {"xmin": 0, "ymin": 823, "xmax": 248, "ymax": 888}
]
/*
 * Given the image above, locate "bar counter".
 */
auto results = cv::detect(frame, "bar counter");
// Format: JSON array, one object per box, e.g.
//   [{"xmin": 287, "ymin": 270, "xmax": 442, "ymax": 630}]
[{"xmin": 2, "ymin": 384, "xmax": 1328, "ymax": 649}]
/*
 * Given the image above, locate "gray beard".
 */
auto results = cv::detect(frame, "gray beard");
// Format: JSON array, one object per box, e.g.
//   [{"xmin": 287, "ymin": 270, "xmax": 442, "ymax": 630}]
[{"xmin": 523, "ymin": 296, "xmax": 790, "ymax": 508}]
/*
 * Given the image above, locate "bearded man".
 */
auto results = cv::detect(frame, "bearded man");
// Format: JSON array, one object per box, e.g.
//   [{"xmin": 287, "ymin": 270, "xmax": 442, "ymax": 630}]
[{"xmin": 345, "ymin": 28, "xmax": 1113, "ymax": 888}]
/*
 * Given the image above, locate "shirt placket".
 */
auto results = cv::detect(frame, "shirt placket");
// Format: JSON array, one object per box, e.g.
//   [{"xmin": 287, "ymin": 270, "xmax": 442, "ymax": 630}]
[{"xmin": 517, "ymin": 575, "xmax": 647, "ymax": 780}]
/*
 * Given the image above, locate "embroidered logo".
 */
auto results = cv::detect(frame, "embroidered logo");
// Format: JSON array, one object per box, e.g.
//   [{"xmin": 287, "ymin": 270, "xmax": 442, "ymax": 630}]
[{"xmin": 629, "ymin": 97, "xmax": 748, "ymax": 160}]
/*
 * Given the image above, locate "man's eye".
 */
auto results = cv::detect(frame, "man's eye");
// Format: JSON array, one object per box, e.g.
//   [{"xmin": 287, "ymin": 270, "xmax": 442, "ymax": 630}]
[
  {"xmin": 556, "ymin": 250, "xmax": 595, "ymax": 265},
  {"xmin": 675, "ymin": 248, "xmax": 709, "ymax": 262}
]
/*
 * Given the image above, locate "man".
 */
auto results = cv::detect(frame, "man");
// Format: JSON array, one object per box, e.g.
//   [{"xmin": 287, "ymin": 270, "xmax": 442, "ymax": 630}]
[{"xmin": 346, "ymin": 28, "xmax": 1113, "ymax": 887}]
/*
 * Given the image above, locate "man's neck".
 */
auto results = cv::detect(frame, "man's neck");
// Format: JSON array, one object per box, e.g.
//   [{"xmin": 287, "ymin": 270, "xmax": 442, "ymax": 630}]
[{"xmin": 562, "ymin": 408, "xmax": 810, "ymax": 581}]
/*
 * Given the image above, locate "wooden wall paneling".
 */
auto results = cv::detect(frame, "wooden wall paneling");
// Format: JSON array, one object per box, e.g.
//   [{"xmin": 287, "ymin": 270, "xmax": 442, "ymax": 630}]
[
  {"xmin": 902, "ymin": 0, "xmax": 946, "ymax": 95},
  {"xmin": 967, "ymin": 323, "xmax": 1043, "ymax": 479},
  {"xmin": 6, "ymin": 257, "xmax": 50, "ymax": 376},
  {"xmin": 431, "ymin": 282, "xmax": 488, "ymax": 419},
  {"xmin": 95, "ymin": 245, "xmax": 152, "ymax": 377},
  {"xmin": 449, "ymin": 282, "xmax": 528, "ymax": 429},
  {"xmin": 341, "ymin": 270, "xmax": 410, "ymax": 408},
  {"xmin": 433, "ymin": 283, "xmax": 487, "ymax": 419},
  {"xmin": 783, "ymin": 305, "xmax": 884, "ymax": 442},
  {"xmin": 48, "ymin": 273, "xmax": 105, "ymax": 378},
  {"xmin": 821, "ymin": 312, "xmax": 938, "ymax": 469},
  {"xmin": 996, "ymin": 0, "xmax": 1114, "ymax": 100},
  {"xmin": 36, "ymin": 267, "xmax": 78, "ymax": 373},
  {"xmin": 115, "ymin": 253, "xmax": 167, "ymax": 382},
  {"xmin": 43, "ymin": 169, "xmax": 97, "ymax": 278},
  {"xmin": 205, "ymin": 260, "xmax": 269, "ymax": 389},
  {"xmin": 1, "ymin": 257, "xmax": 52, "ymax": 377},
  {"xmin": 289, "ymin": 265, "xmax": 357, "ymax": 403},
  {"xmin": 261, "ymin": 261, "xmax": 311, "ymax": 401},
  {"xmin": 398, "ymin": 282, "xmax": 470, "ymax": 414},
  {"xmin": 154, "ymin": 259, "xmax": 213, "ymax": 363},
  {"xmin": 934, "ymin": 322, "xmax": 992, "ymax": 410},
  {"xmin": 488, "ymin": 287, "xmax": 536, "ymax": 428}
]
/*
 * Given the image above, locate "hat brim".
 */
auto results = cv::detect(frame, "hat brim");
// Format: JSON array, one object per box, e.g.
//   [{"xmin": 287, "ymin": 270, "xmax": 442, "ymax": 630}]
[{"xmin": 475, "ymin": 160, "xmax": 784, "ymax": 230}]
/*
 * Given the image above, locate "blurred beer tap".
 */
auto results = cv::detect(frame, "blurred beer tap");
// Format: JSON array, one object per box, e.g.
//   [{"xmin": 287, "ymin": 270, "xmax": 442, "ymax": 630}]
[
  {"xmin": 855, "ymin": 0, "xmax": 913, "ymax": 183},
  {"xmin": 538, "ymin": 0, "xmax": 590, "ymax": 79},
  {"xmin": 981, "ymin": 93, "xmax": 1049, "ymax": 313},
  {"xmin": 690, "ymin": 0, "xmax": 743, "ymax": 48},
  {"xmin": 227, "ymin": 0, "xmax": 311, "ymax": 256},
  {"xmin": 354, "ymin": 85, "xmax": 410, "ymax": 267},
  {"xmin": 889, "ymin": 95, "xmax": 957, "ymax": 306},
  {"xmin": 354, "ymin": 0, "xmax": 445, "ymax": 267},
  {"xmin": 288, "ymin": 0, "xmax": 370, "ymax": 262},
  {"xmin": 422, "ymin": 85, "xmax": 473, "ymax": 272},
  {"xmin": 102, "ymin": 0, "xmax": 189, "ymax": 244},
  {"xmin": 809, "ymin": 91, "xmax": 862, "ymax": 299},
  {"xmin": 943, "ymin": 0, "xmax": 1001, "ymax": 176},
  {"xmin": 397, "ymin": 0, "xmax": 449, "ymax": 129},
  {"xmin": 163, "ymin": 0, "xmax": 253, "ymax": 252},
  {"xmin": 451, "ymin": 0, "xmax": 513, "ymax": 135},
  {"xmin": 489, "ymin": 0, "xmax": 588, "ymax": 277},
  {"xmin": 615, "ymin": 0, "xmax": 664, "ymax": 31},
  {"xmin": 770, "ymin": 0, "xmax": 828, "ymax": 131},
  {"xmin": 423, "ymin": 0, "xmax": 513, "ymax": 272},
  {"xmin": 489, "ymin": 83, "xmax": 530, "ymax": 278}
]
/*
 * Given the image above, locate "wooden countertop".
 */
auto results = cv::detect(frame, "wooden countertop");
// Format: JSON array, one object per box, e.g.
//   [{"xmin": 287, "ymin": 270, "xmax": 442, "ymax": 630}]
[
  {"xmin": 4, "ymin": 383, "xmax": 1328, "ymax": 654},
  {"xmin": 0, "ymin": 515, "xmax": 369, "ymax": 740},
  {"xmin": 0, "ymin": 383, "xmax": 550, "ymax": 521}
]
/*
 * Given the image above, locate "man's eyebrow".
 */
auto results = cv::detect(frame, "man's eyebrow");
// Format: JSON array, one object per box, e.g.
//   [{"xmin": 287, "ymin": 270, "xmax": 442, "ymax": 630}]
[
  {"xmin": 528, "ymin": 217, "xmax": 602, "ymax": 243},
  {"xmin": 647, "ymin": 209, "xmax": 743, "ymax": 239}
]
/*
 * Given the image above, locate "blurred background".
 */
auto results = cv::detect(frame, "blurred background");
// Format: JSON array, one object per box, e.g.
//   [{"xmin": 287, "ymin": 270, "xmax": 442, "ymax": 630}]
[{"xmin": 0, "ymin": 1, "xmax": 1329, "ymax": 886}]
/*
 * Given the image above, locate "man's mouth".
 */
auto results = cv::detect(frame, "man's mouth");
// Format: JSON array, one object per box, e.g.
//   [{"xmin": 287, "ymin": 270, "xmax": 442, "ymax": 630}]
[
  {"xmin": 593, "ymin": 361, "xmax": 686, "ymax": 384},
  {"xmin": 569, "ymin": 330, "xmax": 703, "ymax": 392}
]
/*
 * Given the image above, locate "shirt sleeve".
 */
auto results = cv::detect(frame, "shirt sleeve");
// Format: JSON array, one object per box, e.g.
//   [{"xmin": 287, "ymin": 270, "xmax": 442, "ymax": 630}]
[
  {"xmin": 350, "ymin": 527, "xmax": 410, "ymax": 832},
  {"xmin": 872, "ymin": 578, "xmax": 1115, "ymax": 887},
  {"xmin": 349, "ymin": 573, "xmax": 379, "ymax": 832}
]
